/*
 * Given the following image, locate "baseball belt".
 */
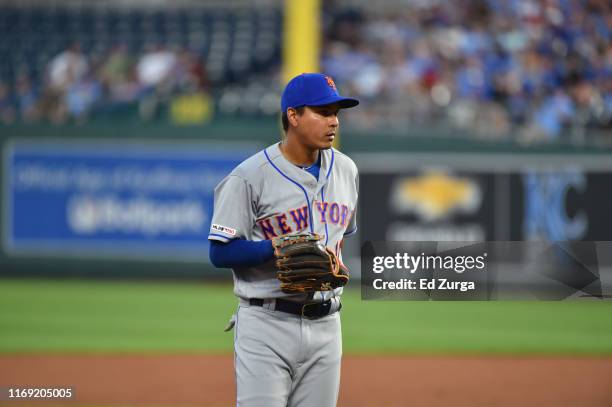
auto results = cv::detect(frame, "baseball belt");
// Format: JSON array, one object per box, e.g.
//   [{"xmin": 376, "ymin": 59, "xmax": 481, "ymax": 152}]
[{"xmin": 249, "ymin": 298, "xmax": 342, "ymax": 319}]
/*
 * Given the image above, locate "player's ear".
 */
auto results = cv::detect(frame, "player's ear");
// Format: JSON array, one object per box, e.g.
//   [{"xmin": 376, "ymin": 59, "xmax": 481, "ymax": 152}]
[{"xmin": 287, "ymin": 107, "xmax": 300, "ymax": 128}]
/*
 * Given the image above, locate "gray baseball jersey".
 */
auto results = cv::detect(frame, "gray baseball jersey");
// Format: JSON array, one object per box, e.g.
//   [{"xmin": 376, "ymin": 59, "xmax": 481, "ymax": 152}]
[{"xmin": 208, "ymin": 142, "xmax": 358, "ymax": 302}]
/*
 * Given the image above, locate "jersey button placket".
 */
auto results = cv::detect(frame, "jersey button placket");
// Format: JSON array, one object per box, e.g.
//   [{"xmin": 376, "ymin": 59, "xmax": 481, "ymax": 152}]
[
  {"xmin": 314, "ymin": 184, "xmax": 329, "ymax": 245},
  {"xmin": 309, "ymin": 190, "xmax": 320, "ymax": 236}
]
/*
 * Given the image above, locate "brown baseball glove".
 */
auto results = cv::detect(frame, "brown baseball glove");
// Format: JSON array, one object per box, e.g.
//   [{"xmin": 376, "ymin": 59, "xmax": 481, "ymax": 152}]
[{"xmin": 272, "ymin": 233, "xmax": 349, "ymax": 294}]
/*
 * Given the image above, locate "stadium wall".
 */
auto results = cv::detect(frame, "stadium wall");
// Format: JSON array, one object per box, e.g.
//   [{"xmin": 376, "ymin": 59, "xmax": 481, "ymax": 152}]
[{"xmin": 1, "ymin": 121, "xmax": 611, "ymax": 278}]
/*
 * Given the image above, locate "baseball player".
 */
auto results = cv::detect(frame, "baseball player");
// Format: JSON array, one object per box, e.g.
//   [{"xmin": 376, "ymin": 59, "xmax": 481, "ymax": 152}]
[{"xmin": 208, "ymin": 73, "xmax": 359, "ymax": 407}]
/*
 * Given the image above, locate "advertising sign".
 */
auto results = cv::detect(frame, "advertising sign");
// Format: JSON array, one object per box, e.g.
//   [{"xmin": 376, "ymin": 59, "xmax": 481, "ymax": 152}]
[
  {"xmin": 3, "ymin": 140, "xmax": 256, "ymax": 261},
  {"xmin": 359, "ymin": 171, "xmax": 496, "ymax": 242}
]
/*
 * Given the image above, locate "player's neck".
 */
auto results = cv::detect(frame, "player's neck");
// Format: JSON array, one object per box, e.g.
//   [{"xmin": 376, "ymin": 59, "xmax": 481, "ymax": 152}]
[{"xmin": 279, "ymin": 138, "xmax": 318, "ymax": 167}]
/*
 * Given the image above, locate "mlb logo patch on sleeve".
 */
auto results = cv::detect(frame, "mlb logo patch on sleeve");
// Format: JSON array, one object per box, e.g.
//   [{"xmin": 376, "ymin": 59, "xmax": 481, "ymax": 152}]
[{"xmin": 212, "ymin": 224, "xmax": 237, "ymax": 236}]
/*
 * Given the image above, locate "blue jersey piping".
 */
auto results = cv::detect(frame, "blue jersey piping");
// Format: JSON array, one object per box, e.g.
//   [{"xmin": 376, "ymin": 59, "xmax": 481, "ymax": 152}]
[
  {"xmin": 321, "ymin": 186, "xmax": 330, "ymax": 246},
  {"xmin": 264, "ymin": 148, "xmax": 314, "ymax": 233},
  {"xmin": 326, "ymin": 149, "xmax": 335, "ymax": 179},
  {"xmin": 209, "ymin": 233, "xmax": 233, "ymax": 240}
]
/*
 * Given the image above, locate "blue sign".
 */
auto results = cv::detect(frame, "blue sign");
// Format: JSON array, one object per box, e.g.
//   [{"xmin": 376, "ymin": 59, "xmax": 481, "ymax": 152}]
[{"xmin": 3, "ymin": 140, "xmax": 257, "ymax": 260}]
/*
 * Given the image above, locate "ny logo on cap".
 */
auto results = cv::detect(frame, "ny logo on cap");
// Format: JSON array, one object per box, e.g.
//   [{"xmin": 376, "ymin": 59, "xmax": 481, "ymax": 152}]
[{"xmin": 325, "ymin": 76, "xmax": 337, "ymax": 91}]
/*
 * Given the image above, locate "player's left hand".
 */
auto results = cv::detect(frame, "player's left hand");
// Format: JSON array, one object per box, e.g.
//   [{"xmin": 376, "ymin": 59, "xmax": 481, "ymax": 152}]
[{"xmin": 272, "ymin": 233, "xmax": 349, "ymax": 294}]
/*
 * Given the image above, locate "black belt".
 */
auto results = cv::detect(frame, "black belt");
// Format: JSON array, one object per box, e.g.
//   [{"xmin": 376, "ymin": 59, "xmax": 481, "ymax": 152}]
[{"xmin": 249, "ymin": 298, "xmax": 341, "ymax": 319}]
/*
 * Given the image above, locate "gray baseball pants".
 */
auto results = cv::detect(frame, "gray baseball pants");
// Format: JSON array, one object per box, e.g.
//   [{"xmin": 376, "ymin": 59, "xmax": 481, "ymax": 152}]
[{"xmin": 233, "ymin": 301, "xmax": 342, "ymax": 407}]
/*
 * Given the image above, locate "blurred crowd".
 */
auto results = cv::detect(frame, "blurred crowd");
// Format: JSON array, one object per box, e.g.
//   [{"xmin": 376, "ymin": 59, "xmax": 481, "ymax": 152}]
[
  {"xmin": 0, "ymin": 42, "xmax": 209, "ymax": 124},
  {"xmin": 0, "ymin": 0, "xmax": 610, "ymax": 143},
  {"xmin": 322, "ymin": 0, "xmax": 611, "ymax": 141}
]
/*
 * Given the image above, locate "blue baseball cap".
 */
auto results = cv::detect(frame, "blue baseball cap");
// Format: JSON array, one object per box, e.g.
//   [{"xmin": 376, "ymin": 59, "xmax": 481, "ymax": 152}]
[{"xmin": 281, "ymin": 73, "xmax": 359, "ymax": 113}]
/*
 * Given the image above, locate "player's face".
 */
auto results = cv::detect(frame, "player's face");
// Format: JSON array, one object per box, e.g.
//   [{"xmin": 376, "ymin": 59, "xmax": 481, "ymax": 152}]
[{"xmin": 296, "ymin": 104, "xmax": 341, "ymax": 150}]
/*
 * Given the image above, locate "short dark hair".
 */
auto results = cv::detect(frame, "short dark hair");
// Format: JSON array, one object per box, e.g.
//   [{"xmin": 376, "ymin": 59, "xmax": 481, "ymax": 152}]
[{"xmin": 281, "ymin": 106, "xmax": 305, "ymax": 132}]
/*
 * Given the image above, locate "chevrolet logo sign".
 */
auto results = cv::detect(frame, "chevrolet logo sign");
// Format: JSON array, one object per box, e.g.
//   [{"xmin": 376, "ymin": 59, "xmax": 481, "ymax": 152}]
[{"xmin": 391, "ymin": 171, "xmax": 481, "ymax": 220}]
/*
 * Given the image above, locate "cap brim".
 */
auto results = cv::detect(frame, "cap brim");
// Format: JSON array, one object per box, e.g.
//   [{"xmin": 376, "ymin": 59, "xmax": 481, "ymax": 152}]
[{"xmin": 308, "ymin": 95, "xmax": 360, "ymax": 109}]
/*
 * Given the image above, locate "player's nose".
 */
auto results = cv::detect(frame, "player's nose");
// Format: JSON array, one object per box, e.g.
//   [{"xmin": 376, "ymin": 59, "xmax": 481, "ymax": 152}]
[{"xmin": 329, "ymin": 114, "xmax": 339, "ymax": 128}]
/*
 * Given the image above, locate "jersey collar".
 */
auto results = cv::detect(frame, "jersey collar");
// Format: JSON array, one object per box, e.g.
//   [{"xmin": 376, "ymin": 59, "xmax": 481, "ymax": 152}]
[{"xmin": 268, "ymin": 142, "xmax": 334, "ymax": 188}]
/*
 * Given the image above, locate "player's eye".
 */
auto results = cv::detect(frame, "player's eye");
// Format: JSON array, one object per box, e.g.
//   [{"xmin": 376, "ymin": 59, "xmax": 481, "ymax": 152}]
[{"xmin": 321, "ymin": 109, "xmax": 338, "ymax": 117}]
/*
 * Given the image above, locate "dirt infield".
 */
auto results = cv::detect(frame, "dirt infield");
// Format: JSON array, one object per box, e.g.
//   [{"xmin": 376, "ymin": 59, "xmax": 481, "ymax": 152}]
[{"xmin": 1, "ymin": 355, "xmax": 611, "ymax": 407}]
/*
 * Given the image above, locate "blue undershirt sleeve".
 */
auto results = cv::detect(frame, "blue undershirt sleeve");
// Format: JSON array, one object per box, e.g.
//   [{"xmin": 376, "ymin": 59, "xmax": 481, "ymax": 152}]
[{"xmin": 209, "ymin": 239, "xmax": 274, "ymax": 268}]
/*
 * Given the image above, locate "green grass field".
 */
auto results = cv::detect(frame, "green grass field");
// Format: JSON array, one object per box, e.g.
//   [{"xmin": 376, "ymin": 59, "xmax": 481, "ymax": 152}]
[{"xmin": 1, "ymin": 278, "xmax": 612, "ymax": 355}]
